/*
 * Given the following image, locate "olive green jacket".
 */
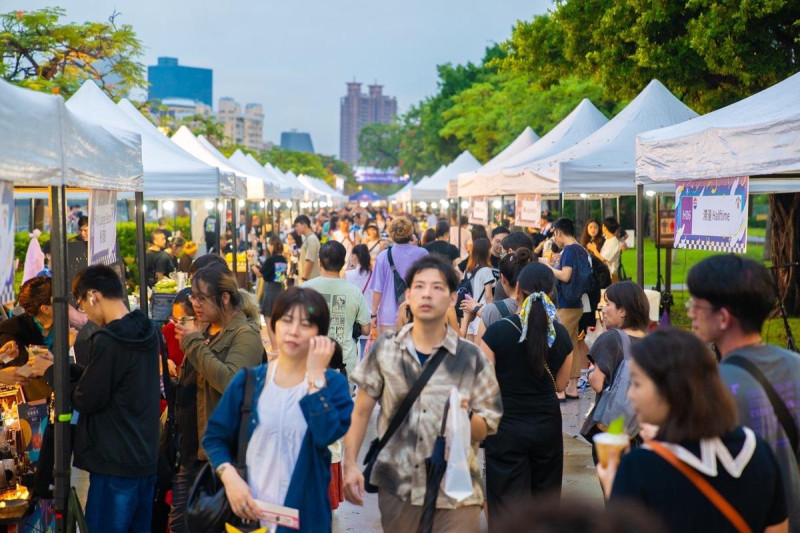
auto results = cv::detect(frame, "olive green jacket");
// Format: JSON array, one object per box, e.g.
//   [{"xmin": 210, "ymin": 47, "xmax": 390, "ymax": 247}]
[{"xmin": 180, "ymin": 310, "xmax": 263, "ymax": 460}]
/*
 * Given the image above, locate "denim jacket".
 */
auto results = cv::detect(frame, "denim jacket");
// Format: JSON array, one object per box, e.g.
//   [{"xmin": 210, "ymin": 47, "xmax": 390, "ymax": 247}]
[{"xmin": 202, "ymin": 364, "xmax": 353, "ymax": 533}]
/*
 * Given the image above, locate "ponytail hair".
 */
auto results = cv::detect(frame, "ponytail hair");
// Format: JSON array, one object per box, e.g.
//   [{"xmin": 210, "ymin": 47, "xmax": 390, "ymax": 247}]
[{"xmin": 525, "ymin": 299, "xmax": 550, "ymax": 377}]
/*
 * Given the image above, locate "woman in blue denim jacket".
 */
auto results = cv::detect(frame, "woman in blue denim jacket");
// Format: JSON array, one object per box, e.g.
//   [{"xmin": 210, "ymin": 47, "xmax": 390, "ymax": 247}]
[{"xmin": 202, "ymin": 286, "xmax": 354, "ymax": 532}]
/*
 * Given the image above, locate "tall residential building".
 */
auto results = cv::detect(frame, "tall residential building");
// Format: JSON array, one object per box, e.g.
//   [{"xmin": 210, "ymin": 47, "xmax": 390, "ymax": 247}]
[
  {"xmin": 148, "ymin": 57, "xmax": 212, "ymax": 106},
  {"xmin": 339, "ymin": 81, "xmax": 397, "ymax": 164},
  {"xmin": 217, "ymin": 98, "xmax": 265, "ymax": 151}
]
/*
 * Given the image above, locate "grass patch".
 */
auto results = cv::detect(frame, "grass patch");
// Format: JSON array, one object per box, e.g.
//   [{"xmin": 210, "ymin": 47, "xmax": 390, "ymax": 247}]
[{"xmin": 620, "ymin": 238, "xmax": 768, "ymax": 288}]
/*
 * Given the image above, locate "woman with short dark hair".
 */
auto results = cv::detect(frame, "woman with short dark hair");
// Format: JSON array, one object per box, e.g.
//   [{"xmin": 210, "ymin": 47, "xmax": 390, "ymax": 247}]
[
  {"xmin": 581, "ymin": 281, "xmax": 650, "ymax": 453},
  {"xmin": 598, "ymin": 328, "xmax": 788, "ymax": 533},
  {"xmin": 202, "ymin": 287, "xmax": 353, "ymax": 531}
]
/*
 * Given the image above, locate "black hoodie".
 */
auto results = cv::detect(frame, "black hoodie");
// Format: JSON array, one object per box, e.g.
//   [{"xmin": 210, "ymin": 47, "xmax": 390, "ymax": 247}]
[{"xmin": 70, "ymin": 309, "xmax": 160, "ymax": 478}]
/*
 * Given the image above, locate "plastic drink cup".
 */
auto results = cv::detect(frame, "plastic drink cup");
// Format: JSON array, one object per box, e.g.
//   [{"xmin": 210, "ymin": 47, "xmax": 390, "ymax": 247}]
[
  {"xmin": 593, "ymin": 432, "xmax": 629, "ymax": 468},
  {"xmin": 27, "ymin": 345, "xmax": 49, "ymax": 358}
]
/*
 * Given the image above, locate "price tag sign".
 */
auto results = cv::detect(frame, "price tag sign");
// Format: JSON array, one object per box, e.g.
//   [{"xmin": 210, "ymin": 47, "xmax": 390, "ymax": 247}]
[
  {"xmin": 468, "ymin": 197, "xmax": 488, "ymax": 225},
  {"xmin": 88, "ymin": 190, "xmax": 118, "ymax": 266}
]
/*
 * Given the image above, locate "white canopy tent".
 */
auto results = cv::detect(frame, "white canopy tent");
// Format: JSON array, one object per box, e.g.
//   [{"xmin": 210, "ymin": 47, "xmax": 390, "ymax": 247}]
[
  {"xmin": 228, "ymin": 150, "xmax": 284, "ymax": 198},
  {"xmin": 297, "ymin": 175, "xmax": 346, "ymax": 204},
  {"xmin": 409, "ymin": 152, "xmax": 481, "ymax": 202},
  {"xmin": 525, "ymin": 80, "xmax": 698, "ymax": 194},
  {"xmin": 171, "ymin": 126, "xmax": 247, "ymax": 198},
  {"xmin": 274, "ymin": 168, "xmax": 317, "ymax": 200},
  {"xmin": 66, "ymin": 81, "xmax": 226, "ymax": 199},
  {"xmin": 1, "ymin": 78, "xmax": 142, "ymax": 190},
  {"xmin": 196, "ymin": 135, "xmax": 269, "ymax": 199},
  {"xmin": 636, "ymin": 71, "xmax": 800, "ymax": 193},
  {"xmin": 388, "ymin": 181, "xmax": 414, "ymax": 203},
  {"xmin": 458, "ymin": 99, "xmax": 610, "ymax": 197},
  {"xmin": 456, "ymin": 126, "xmax": 539, "ymax": 196}
]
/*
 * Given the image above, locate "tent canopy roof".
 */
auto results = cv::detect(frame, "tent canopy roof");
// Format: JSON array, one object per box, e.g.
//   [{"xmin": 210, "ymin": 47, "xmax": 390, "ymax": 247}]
[
  {"xmin": 410, "ymin": 152, "xmax": 481, "ymax": 201},
  {"xmin": 524, "ymin": 80, "xmax": 698, "ymax": 194},
  {"xmin": 0, "ymin": 78, "xmax": 142, "ymax": 191},
  {"xmin": 636, "ymin": 71, "xmax": 800, "ymax": 192},
  {"xmin": 170, "ymin": 126, "xmax": 247, "ymax": 198}
]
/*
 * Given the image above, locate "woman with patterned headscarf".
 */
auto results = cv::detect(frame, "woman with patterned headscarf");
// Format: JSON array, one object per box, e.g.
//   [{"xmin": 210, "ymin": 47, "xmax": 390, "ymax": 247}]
[{"xmin": 478, "ymin": 262, "xmax": 574, "ymax": 530}]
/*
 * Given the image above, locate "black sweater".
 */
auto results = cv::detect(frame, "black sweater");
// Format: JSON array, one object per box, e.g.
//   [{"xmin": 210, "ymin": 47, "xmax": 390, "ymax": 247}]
[{"xmin": 56, "ymin": 310, "xmax": 161, "ymax": 477}]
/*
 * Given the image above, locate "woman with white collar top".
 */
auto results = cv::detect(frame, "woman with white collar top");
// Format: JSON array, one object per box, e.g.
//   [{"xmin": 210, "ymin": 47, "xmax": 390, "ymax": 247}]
[{"xmin": 597, "ymin": 328, "xmax": 788, "ymax": 533}]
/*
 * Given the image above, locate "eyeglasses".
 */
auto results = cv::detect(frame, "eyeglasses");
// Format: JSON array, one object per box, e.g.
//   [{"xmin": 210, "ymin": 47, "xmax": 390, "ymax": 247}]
[
  {"xmin": 188, "ymin": 292, "xmax": 213, "ymax": 306},
  {"xmin": 685, "ymin": 299, "xmax": 716, "ymax": 313}
]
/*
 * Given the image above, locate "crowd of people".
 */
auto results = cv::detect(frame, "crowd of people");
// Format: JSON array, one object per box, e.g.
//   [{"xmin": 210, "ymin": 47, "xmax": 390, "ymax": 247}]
[{"xmin": 0, "ymin": 203, "xmax": 797, "ymax": 533}]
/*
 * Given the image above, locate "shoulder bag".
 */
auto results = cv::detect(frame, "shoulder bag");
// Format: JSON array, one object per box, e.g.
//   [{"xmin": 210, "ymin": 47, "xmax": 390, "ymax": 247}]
[
  {"xmin": 725, "ymin": 355, "xmax": 799, "ymax": 456},
  {"xmin": 387, "ymin": 247, "xmax": 408, "ymax": 305},
  {"xmin": 186, "ymin": 368, "xmax": 259, "ymax": 532},
  {"xmin": 362, "ymin": 346, "xmax": 448, "ymax": 493},
  {"xmin": 648, "ymin": 441, "xmax": 752, "ymax": 533},
  {"xmin": 593, "ymin": 330, "xmax": 640, "ymax": 437}
]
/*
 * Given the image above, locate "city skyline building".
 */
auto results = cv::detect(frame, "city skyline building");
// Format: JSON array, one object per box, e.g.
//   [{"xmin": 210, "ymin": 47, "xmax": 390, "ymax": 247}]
[
  {"xmin": 217, "ymin": 97, "xmax": 266, "ymax": 151},
  {"xmin": 148, "ymin": 57, "xmax": 213, "ymax": 106},
  {"xmin": 339, "ymin": 81, "xmax": 397, "ymax": 164},
  {"xmin": 280, "ymin": 130, "xmax": 314, "ymax": 153}
]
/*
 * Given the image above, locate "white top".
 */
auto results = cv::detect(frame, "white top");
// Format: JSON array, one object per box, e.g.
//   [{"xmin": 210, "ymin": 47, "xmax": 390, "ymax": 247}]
[
  {"xmin": 332, "ymin": 229, "xmax": 355, "ymax": 266},
  {"xmin": 364, "ymin": 239, "xmax": 383, "ymax": 262},
  {"xmin": 600, "ymin": 236, "xmax": 621, "ymax": 275},
  {"xmin": 467, "ymin": 266, "xmax": 495, "ymax": 335},
  {"xmin": 346, "ymin": 268, "xmax": 373, "ymax": 340},
  {"xmin": 246, "ymin": 364, "xmax": 308, "ymax": 527}
]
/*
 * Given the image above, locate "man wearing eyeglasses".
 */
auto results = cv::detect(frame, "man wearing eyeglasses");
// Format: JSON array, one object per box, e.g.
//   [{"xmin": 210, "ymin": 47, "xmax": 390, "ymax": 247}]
[
  {"xmin": 687, "ymin": 255, "xmax": 800, "ymax": 533},
  {"xmin": 39, "ymin": 265, "xmax": 161, "ymax": 533}
]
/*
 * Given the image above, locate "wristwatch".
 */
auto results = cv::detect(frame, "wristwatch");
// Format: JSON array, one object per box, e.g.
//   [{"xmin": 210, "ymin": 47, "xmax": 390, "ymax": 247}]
[{"xmin": 308, "ymin": 374, "xmax": 326, "ymax": 390}]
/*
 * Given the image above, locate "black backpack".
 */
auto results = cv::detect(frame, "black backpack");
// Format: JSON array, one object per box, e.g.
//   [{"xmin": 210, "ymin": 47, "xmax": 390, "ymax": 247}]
[
  {"xmin": 455, "ymin": 270, "xmax": 486, "ymax": 320},
  {"xmin": 387, "ymin": 247, "xmax": 407, "ymax": 305}
]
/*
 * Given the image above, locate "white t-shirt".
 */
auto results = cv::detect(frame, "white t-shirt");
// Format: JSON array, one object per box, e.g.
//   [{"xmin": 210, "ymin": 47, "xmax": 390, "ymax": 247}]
[
  {"xmin": 600, "ymin": 236, "xmax": 621, "ymax": 275},
  {"xmin": 467, "ymin": 266, "xmax": 495, "ymax": 335},
  {"xmin": 345, "ymin": 268, "xmax": 373, "ymax": 317}
]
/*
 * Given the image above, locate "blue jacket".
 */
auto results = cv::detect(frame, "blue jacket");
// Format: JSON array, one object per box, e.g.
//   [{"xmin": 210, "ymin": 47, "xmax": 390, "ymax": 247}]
[{"xmin": 202, "ymin": 364, "xmax": 353, "ymax": 533}]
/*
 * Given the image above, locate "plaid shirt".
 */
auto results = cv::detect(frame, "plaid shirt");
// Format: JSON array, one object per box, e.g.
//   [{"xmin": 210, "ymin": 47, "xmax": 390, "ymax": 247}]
[{"xmin": 352, "ymin": 323, "xmax": 502, "ymax": 508}]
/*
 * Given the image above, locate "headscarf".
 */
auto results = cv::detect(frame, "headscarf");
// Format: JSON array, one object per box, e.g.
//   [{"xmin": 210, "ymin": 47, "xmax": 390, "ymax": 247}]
[{"xmin": 517, "ymin": 291, "xmax": 558, "ymax": 347}]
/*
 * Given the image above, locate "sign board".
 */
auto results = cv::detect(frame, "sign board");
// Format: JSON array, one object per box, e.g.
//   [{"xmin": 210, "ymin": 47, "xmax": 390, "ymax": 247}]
[
  {"xmin": 656, "ymin": 209, "xmax": 675, "ymax": 248},
  {"xmin": 514, "ymin": 194, "xmax": 542, "ymax": 228},
  {"xmin": 675, "ymin": 177, "xmax": 749, "ymax": 253},
  {"xmin": 0, "ymin": 183, "xmax": 14, "ymax": 304},
  {"xmin": 88, "ymin": 190, "xmax": 118, "ymax": 266},
  {"xmin": 468, "ymin": 197, "xmax": 488, "ymax": 225}
]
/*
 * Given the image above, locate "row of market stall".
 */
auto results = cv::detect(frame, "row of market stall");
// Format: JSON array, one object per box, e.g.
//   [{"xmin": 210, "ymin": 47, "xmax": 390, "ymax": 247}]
[
  {"xmin": 0, "ymin": 77, "xmax": 349, "ymax": 528},
  {"xmin": 390, "ymin": 74, "xmax": 800, "ymax": 284}
]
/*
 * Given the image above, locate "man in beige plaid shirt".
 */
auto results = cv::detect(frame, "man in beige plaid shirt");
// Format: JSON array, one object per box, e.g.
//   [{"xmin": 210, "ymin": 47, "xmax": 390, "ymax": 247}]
[{"xmin": 344, "ymin": 255, "xmax": 502, "ymax": 532}]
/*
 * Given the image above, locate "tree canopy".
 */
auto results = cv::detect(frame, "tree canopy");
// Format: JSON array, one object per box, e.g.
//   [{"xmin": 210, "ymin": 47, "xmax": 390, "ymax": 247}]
[{"xmin": 0, "ymin": 7, "xmax": 145, "ymax": 99}]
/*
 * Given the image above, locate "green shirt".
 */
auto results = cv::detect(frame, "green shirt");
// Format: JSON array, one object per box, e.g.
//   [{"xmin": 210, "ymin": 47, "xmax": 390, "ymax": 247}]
[{"xmin": 302, "ymin": 276, "xmax": 371, "ymax": 374}]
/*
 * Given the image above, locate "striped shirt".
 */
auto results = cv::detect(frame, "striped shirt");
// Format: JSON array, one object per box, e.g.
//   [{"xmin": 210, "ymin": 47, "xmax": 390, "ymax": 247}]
[{"xmin": 352, "ymin": 323, "xmax": 502, "ymax": 508}]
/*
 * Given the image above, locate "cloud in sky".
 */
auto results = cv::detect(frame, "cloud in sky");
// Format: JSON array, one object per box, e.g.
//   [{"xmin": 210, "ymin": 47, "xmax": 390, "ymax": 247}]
[{"xmin": 12, "ymin": 0, "xmax": 549, "ymax": 156}]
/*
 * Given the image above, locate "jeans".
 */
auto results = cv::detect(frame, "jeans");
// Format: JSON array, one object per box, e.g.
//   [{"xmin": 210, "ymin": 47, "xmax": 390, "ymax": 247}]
[
  {"xmin": 85, "ymin": 472, "xmax": 157, "ymax": 533},
  {"xmin": 169, "ymin": 461, "xmax": 206, "ymax": 533}
]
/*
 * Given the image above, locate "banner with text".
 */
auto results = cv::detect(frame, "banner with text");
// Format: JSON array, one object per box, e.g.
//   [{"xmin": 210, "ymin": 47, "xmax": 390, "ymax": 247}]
[
  {"xmin": 468, "ymin": 197, "xmax": 488, "ymax": 225},
  {"xmin": 514, "ymin": 194, "xmax": 542, "ymax": 228},
  {"xmin": 89, "ymin": 190, "xmax": 118, "ymax": 266},
  {"xmin": 0, "ymin": 182, "xmax": 14, "ymax": 304},
  {"xmin": 675, "ymin": 177, "xmax": 748, "ymax": 253}
]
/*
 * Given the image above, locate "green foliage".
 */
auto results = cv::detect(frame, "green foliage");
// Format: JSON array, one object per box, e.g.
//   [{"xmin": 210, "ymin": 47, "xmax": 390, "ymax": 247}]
[
  {"xmin": 0, "ymin": 7, "xmax": 146, "ymax": 99},
  {"xmin": 358, "ymin": 123, "xmax": 402, "ymax": 169},
  {"xmin": 258, "ymin": 147, "xmax": 333, "ymax": 186}
]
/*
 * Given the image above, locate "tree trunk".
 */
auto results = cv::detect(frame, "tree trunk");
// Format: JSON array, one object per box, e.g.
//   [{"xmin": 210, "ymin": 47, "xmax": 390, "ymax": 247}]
[{"xmin": 769, "ymin": 193, "xmax": 800, "ymax": 315}]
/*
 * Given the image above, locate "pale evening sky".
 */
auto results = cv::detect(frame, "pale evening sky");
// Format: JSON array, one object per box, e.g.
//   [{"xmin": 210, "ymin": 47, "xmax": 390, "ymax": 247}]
[{"xmin": 12, "ymin": 0, "xmax": 551, "ymax": 156}]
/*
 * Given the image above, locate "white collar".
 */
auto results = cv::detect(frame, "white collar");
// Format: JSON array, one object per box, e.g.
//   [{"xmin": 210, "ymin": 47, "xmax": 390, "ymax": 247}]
[{"xmin": 655, "ymin": 427, "xmax": 756, "ymax": 478}]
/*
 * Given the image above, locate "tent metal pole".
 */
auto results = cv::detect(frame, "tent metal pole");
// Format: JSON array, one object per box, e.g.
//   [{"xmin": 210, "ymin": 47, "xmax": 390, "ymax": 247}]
[
  {"xmin": 135, "ymin": 192, "xmax": 147, "ymax": 317},
  {"xmin": 636, "ymin": 184, "xmax": 645, "ymax": 287},
  {"xmin": 500, "ymin": 195, "xmax": 505, "ymax": 225},
  {"xmin": 616, "ymin": 196, "xmax": 621, "ymax": 222},
  {"xmin": 559, "ymin": 193, "xmax": 565, "ymax": 215},
  {"xmin": 231, "ymin": 199, "xmax": 238, "ymax": 258},
  {"xmin": 215, "ymin": 198, "xmax": 222, "ymax": 256},
  {"xmin": 457, "ymin": 197, "xmax": 462, "ymax": 251},
  {"xmin": 50, "ymin": 185, "xmax": 71, "ymax": 533}
]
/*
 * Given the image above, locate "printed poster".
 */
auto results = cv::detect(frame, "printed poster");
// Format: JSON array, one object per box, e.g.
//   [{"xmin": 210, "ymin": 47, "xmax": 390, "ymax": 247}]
[
  {"xmin": 674, "ymin": 177, "xmax": 749, "ymax": 253},
  {"xmin": 468, "ymin": 197, "xmax": 488, "ymax": 225},
  {"xmin": 0, "ymin": 182, "xmax": 14, "ymax": 304},
  {"xmin": 88, "ymin": 190, "xmax": 118, "ymax": 266},
  {"xmin": 514, "ymin": 194, "xmax": 542, "ymax": 228}
]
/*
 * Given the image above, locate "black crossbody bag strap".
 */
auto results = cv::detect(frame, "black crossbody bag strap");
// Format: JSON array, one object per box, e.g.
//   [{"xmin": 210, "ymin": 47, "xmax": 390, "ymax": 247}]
[
  {"xmin": 235, "ymin": 368, "xmax": 256, "ymax": 471},
  {"xmin": 387, "ymin": 246, "xmax": 397, "ymax": 272},
  {"xmin": 725, "ymin": 355, "xmax": 799, "ymax": 455},
  {"xmin": 362, "ymin": 347, "xmax": 448, "ymax": 478}
]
